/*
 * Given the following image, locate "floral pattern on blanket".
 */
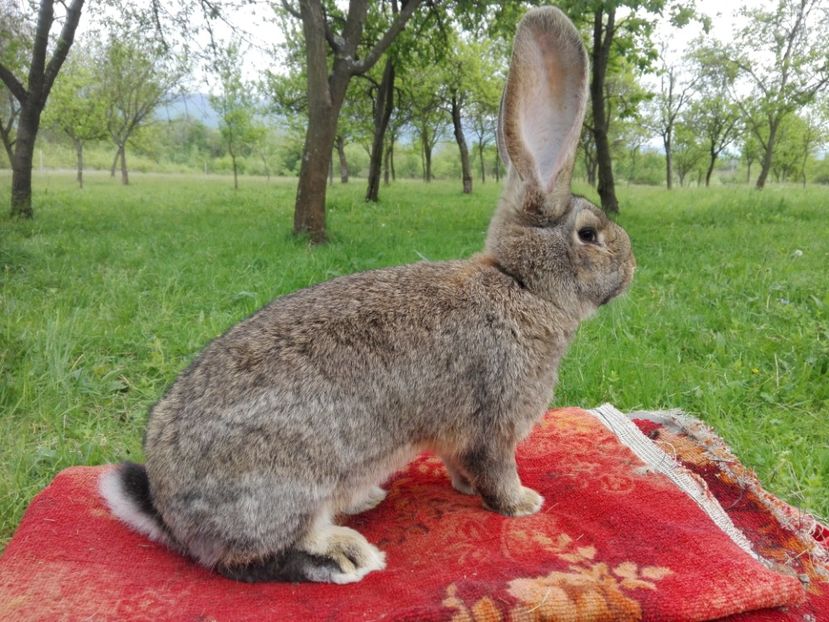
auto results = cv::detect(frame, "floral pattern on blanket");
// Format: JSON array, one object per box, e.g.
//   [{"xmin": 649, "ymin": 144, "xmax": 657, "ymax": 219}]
[{"xmin": 443, "ymin": 527, "xmax": 672, "ymax": 622}]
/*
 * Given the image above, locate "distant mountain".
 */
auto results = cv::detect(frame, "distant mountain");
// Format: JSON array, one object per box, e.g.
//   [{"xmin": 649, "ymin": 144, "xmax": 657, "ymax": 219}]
[{"xmin": 156, "ymin": 93, "xmax": 220, "ymax": 128}]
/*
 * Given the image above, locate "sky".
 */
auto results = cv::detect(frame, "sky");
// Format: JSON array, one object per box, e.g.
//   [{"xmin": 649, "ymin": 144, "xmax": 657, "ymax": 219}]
[
  {"xmin": 61, "ymin": 0, "xmax": 770, "ymax": 104},
  {"xmin": 655, "ymin": 0, "xmax": 753, "ymax": 58},
  {"xmin": 196, "ymin": 0, "xmax": 764, "ymax": 83}
]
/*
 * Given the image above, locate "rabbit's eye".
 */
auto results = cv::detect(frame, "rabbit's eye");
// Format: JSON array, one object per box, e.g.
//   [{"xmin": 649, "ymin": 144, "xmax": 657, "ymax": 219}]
[{"xmin": 578, "ymin": 227, "xmax": 598, "ymax": 244}]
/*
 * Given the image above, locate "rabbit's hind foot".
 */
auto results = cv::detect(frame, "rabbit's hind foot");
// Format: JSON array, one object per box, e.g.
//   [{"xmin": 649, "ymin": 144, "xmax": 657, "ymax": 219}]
[
  {"xmin": 298, "ymin": 521, "xmax": 386, "ymax": 584},
  {"xmin": 215, "ymin": 523, "xmax": 386, "ymax": 584}
]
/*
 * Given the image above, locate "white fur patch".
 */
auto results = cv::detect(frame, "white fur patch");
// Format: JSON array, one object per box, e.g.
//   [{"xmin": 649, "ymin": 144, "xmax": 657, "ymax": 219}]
[
  {"xmin": 342, "ymin": 486, "xmax": 387, "ymax": 515},
  {"xmin": 330, "ymin": 540, "xmax": 386, "ymax": 585},
  {"xmin": 98, "ymin": 467, "xmax": 169, "ymax": 545},
  {"xmin": 299, "ymin": 510, "xmax": 386, "ymax": 583}
]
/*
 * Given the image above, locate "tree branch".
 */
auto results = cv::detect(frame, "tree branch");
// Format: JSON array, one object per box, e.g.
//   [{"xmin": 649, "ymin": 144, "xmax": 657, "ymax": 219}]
[
  {"xmin": 350, "ymin": 0, "xmax": 423, "ymax": 75},
  {"xmin": 0, "ymin": 64, "xmax": 27, "ymax": 103},
  {"xmin": 735, "ymin": 59, "xmax": 771, "ymax": 99},
  {"xmin": 42, "ymin": 0, "xmax": 85, "ymax": 101},
  {"xmin": 320, "ymin": 3, "xmax": 344, "ymax": 53},
  {"xmin": 341, "ymin": 0, "xmax": 368, "ymax": 56},
  {"xmin": 280, "ymin": 0, "xmax": 301, "ymax": 20},
  {"xmin": 28, "ymin": 0, "xmax": 56, "ymax": 100}
]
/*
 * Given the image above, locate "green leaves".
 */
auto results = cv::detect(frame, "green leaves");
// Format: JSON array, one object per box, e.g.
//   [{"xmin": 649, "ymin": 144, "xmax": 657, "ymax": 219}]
[{"xmin": 42, "ymin": 50, "xmax": 108, "ymax": 143}]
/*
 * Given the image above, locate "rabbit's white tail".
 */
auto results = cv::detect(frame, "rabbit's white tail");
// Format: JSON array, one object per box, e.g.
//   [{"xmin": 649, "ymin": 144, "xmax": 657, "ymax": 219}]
[{"xmin": 99, "ymin": 462, "xmax": 173, "ymax": 547}]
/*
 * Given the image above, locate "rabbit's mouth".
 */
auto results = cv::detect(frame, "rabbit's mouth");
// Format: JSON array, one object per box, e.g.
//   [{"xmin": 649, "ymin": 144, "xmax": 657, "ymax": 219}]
[
  {"xmin": 599, "ymin": 288, "xmax": 622, "ymax": 306},
  {"xmin": 600, "ymin": 266, "xmax": 635, "ymax": 306}
]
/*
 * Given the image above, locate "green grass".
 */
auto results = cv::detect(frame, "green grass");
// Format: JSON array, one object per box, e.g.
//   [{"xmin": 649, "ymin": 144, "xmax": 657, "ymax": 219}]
[{"xmin": 1, "ymin": 171, "xmax": 827, "ymax": 549}]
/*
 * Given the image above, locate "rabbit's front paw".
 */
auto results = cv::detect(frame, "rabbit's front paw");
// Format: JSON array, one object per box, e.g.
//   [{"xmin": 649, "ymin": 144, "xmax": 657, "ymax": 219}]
[
  {"xmin": 512, "ymin": 486, "xmax": 544, "ymax": 516},
  {"xmin": 485, "ymin": 486, "xmax": 544, "ymax": 517}
]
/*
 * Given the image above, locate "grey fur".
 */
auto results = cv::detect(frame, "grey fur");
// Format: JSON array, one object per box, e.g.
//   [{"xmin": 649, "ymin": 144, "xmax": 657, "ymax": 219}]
[{"xmin": 100, "ymin": 6, "xmax": 635, "ymax": 583}]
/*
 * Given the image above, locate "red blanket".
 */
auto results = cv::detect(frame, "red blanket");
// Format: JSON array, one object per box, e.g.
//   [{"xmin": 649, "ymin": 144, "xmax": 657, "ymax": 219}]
[{"xmin": 1, "ymin": 406, "xmax": 826, "ymax": 621}]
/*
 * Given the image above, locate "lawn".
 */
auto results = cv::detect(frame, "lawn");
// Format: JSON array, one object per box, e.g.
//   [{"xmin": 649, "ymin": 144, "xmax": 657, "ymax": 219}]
[{"xmin": 1, "ymin": 170, "xmax": 827, "ymax": 548}]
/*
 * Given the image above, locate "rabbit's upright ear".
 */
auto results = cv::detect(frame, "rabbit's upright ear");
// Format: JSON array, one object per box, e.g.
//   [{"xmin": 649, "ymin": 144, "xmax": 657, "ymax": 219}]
[{"xmin": 498, "ymin": 7, "xmax": 589, "ymax": 219}]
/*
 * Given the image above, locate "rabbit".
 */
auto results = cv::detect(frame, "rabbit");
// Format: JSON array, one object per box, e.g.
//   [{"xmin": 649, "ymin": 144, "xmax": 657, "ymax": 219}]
[{"xmin": 99, "ymin": 5, "xmax": 635, "ymax": 585}]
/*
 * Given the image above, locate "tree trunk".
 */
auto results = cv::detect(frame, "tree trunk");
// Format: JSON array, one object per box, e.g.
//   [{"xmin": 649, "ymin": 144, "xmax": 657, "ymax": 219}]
[
  {"xmin": 756, "ymin": 118, "xmax": 780, "ymax": 189},
  {"xmin": 335, "ymin": 134, "xmax": 349, "ymax": 183},
  {"xmin": 295, "ymin": 92, "xmax": 342, "ymax": 244},
  {"xmin": 119, "ymin": 144, "xmax": 128, "ymax": 185},
  {"xmin": 423, "ymin": 140, "xmax": 432, "ymax": 182},
  {"xmin": 293, "ymin": 1, "xmax": 356, "ymax": 244},
  {"xmin": 589, "ymin": 8, "xmax": 619, "ymax": 213},
  {"xmin": 0, "ymin": 109, "xmax": 14, "ymax": 166},
  {"xmin": 583, "ymin": 146, "xmax": 595, "ymax": 185},
  {"xmin": 494, "ymin": 154, "xmax": 501, "ymax": 182},
  {"xmin": 9, "ymin": 102, "xmax": 40, "ymax": 217},
  {"xmin": 705, "ymin": 152, "xmax": 716, "ymax": 187},
  {"xmin": 261, "ymin": 153, "xmax": 270, "ymax": 181},
  {"xmin": 383, "ymin": 139, "xmax": 391, "ymax": 185},
  {"xmin": 366, "ymin": 57, "xmax": 394, "ymax": 201},
  {"xmin": 477, "ymin": 143, "xmax": 486, "ymax": 183},
  {"xmin": 450, "ymin": 94, "xmax": 472, "ymax": 194},
  {"xmin": 419, "ymin": 132, "xmax": 427, "ymax": 180},
  {"xmin": 585, "ymin": 148, "xmax": 597, "ymax": 185},
  {"xmin": 291, "ymin": 0, "xmax": 422, "ymax": 242},
  {"xmin": 74, "ymin": 138, "xmax": 84, "ymax": 188},
  {"xmin": 390, "ymin": 138, "xmax": 396, "ymax": 181},
  {"xmin": 5, "ymin": 0, "xmax": 84, "ymax": 217},
  {"xmin": 110, "ymin": 147, "xmax": 119, "ymax": 177},
  {"xmin": 664, "ymin": 133, "xmax": 673, "ymax": 190},
  {"xmin": 231, "ymin": 152, "xmax": 238, "ymax": 189}
]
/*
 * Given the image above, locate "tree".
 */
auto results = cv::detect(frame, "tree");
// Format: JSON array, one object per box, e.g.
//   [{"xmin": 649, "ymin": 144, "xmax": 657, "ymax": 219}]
[
  {"xmin": 729, "ymin": 0, "xmax": 829, "ymax": 188},
  {"xmin": 265, "ymin": 39, "xmax": 365, "ymax": 187},
  {"xmin": 740, "ymin": 129, "xmax": 761, "ymax": 184},
  {"xmin": 0, "ymin": 0, "xmax": 84, "ymax": 217},
  {"xmin": 613, "ymin": 117, "xmax": 651, "ymax": 185},
  {"xmin": 465, "ymin": 43, "xmax": 502, "ymax": 185},
  {"xmin": 685, "ymin": 96, "xmax": 740, "ymax": 187},
  {"xmin": 362, "ymin": 1, "xmax": 406, "ymax": 202},
  {"xmin": 795, "ymin": 109, "xmax": 827, "ymax": 186},
  {"xmin": 365, "ymin": 1, "xmax": 464, "ymax": 200},
  {"xmin": 770, "ymin": 110, "xmax": 827, "ymax": 185},
  {"xmin": 209, "ymin": 43, "xmax": 261, "ymax": 189},
  {"xmin": 42, "ymin": 48, "xmax": 108, "ymax": 188},
  {"xmin": 552, "ymin": 0, "xmax": 699, "ymax": 212},
  {"xmin": 365, "ymin": 56, "xmax": 395, "ymax": 200},
  {"xmin": 686, "ymin": 43, "xmax": 741, "ymax": 187},
  {"xmin": 403, "ymin": 57, "xmax": 447, "ymax": 183},
  {"xmin": 383, "ymin": 102, "xmax": 410, "ymax": 184},
  {"xmin": 586, "ymin": 5, "xmax": 622, "ymax": 211},
  {"xmin": 335, "ymin": 79, "xmax": 377, "ymax": 184},
  {"xmin": 600, "ymin": 63, "xmax": 650, "ymax": 184},
  {"xmin": 100, "ymin": 28, "xmax": 184, "ymax": 185},
  {"xmin": 442, "ymin": 34, "xmax": 483, "ymax": 194},
  {"xmin": 280, "ymin": 0, "xmax": 424, "ymax": 244},
  {"xmin": 672, "ymin": 117, "xmax": 705, "ymax": 185},
  {"xmin": 644, "ymin": 49, "xmax": 697, "ymax": 189}
]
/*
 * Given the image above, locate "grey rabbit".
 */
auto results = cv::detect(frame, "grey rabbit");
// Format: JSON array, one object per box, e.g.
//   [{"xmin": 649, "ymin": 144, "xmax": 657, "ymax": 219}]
[{"xmin": 100, "ymin": 6, "xmax": 635, "ymax": 584}]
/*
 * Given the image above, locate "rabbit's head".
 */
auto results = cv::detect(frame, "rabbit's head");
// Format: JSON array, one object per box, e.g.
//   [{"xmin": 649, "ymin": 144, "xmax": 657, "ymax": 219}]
[{"xmin": 486, "ymin": 7, "xmax": 635, "ymax": 319}]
